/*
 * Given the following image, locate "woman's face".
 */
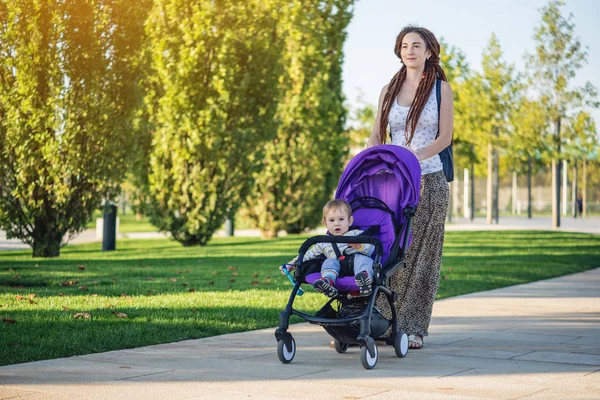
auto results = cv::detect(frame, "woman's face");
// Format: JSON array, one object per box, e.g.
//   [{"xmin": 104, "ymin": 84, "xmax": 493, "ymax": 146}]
[{"xmin": 400, "ymin": 32, "xmax": 431, "ymax": 68}]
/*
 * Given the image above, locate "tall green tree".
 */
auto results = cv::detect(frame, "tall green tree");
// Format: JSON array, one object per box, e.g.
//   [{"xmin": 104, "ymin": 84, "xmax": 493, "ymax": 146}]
[
  {"xmin": 0, "ymin": 0, "xmax": 149, "ymax": 257},
  {"xmin": 243, "ymin": 0, "xmax": 354, "ymax": 237},
  {"xmin": 507, "ymin": 98, "xmax": 549, "ymax": 218},
  {"xmin": 143, "ymin": 0, "xmax": 284, "ymax": 245},
  {"xmin": 527, "ymin": 0, "xmax": 598, "ymax": 227},
  {"xmin": 479, "ymin": 33, "xmax": 521, "ymax": 224}
]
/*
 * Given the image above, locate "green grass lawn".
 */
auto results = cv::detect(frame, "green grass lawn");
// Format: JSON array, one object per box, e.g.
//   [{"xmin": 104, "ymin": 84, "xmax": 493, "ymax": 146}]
[{"xmin": 1, "ymin": 231, "xmax": 599, "ymax": 366}]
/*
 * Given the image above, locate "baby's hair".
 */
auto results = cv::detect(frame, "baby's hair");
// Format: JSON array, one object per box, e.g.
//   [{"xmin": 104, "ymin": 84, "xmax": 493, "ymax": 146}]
[{"xmin": 322, "ymin": 199, "xmax": 353, "ymax": 220}]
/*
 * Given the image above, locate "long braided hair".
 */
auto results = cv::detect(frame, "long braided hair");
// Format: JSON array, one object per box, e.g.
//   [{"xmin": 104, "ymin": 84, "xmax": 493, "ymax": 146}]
[{"xmin": 378, "ymin": 26, "xmax": 447, "ymax": 145}]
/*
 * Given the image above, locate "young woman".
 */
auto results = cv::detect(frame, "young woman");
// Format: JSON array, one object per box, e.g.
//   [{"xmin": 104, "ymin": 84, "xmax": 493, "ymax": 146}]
[{"xmin": 368, "ymin": 25, "xmax": 453, "ymax": 349}]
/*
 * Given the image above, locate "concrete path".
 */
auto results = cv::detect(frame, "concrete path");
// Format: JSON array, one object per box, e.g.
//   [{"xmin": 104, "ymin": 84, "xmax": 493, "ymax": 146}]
[{"xmin": 1, "ymin": 268, "xmax": 599, "ymax": 399}]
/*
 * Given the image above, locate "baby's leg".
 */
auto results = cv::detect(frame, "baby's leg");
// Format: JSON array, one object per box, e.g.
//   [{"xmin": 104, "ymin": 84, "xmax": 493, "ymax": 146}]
[
  {"xmin": 314, "ymin": 259, "xmax": 340, "ymax": 298},
  {"xmin": 353, "ymin": 255, "xmax": 373, "ymax": 296}
]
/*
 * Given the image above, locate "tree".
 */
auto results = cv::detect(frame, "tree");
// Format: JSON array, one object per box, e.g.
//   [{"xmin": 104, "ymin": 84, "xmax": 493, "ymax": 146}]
[
  {"xmin": 243, "ymin": 0, "xmax": 354, "ymax": 237},
  {"xmin": 563, "ymin": 111, "xmax": 597, "ymax": 217},
  {"xmin": 0, "ymin": 0, "xmax": 149, "ymax": 257},
  {"xmin": 143, "ymin": 0, "xmax": 284, "ymax": 245},
  {"xmin": 479, "ymin": 33, "xmax": 521, "ymax": 224},
  {"xmin": 527, "ymin": 0, "xmax": 598, "ymax": 227},
  {"xmin": 507, "ymin": 98, "xmax": 549, "ymax": 218}
]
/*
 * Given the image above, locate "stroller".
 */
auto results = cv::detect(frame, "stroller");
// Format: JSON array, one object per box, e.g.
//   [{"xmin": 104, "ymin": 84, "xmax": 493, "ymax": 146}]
[{"xmin": 275, "ymin": 145, "xmax": 421, "ymax": 369}]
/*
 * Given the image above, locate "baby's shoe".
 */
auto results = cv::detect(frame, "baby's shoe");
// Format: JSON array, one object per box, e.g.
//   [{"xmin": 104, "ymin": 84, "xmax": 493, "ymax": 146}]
[
  {"xmin": 354, "ymin": 271, "xmax": 372, "ymax": 297},
  {"xmin": 313, "ymin": 278, "xmax": 339, "ymax": 298}
]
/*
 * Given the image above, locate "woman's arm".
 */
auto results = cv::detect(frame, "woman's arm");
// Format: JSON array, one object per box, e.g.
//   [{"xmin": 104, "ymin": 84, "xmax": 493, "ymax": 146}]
[
  {"xmin": 367, "ymin": 85, "xmax": 389, "ymax": 147},
  {"xmin": 415, "ymin": 81, "xmax": 454, "ymax": 161}
]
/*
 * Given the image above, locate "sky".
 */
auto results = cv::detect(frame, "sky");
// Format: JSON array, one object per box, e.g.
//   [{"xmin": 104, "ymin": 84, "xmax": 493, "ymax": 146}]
[{"xmin": 342, "ymin": 0, "xmax": 600, "ymax": 126}]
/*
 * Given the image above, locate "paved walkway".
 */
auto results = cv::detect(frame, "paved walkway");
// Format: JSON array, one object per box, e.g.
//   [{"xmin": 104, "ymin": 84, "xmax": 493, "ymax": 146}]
[
  {"xmin": 1, "ymin": 216, "xmax": 599, "ymax": 251},
  {"xmin": 1, "ymin": 268, "xmax": 599, "ymax": 399}
]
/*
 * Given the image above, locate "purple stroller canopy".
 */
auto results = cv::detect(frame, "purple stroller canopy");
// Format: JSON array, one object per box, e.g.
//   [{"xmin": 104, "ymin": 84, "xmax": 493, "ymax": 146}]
[{"xmin": 334, "ymin": 145, "xmax": 421, "ymax": 264}]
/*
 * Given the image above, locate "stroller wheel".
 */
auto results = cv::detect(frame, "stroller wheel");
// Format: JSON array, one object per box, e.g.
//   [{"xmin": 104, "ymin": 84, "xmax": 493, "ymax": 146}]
[
  {"xmin": 394, "ymin": 330, "xmax": 409, "ymax": 358},
  {"xmin": 360, "ymin": 343, "xmax": 378, "ymax": 369},
  {"xmin": 277, "ymin": 337, "xmax": 296, "ymax": 364},
  {"xmin": 334, "ymin": 340, "xmax": 349, "ymax": 354}
]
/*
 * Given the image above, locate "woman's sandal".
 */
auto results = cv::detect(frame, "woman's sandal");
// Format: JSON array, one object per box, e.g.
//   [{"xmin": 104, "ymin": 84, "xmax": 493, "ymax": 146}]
[{"xmin": 408, "ymin": 334, "xmax": 423, "ymax": 349}]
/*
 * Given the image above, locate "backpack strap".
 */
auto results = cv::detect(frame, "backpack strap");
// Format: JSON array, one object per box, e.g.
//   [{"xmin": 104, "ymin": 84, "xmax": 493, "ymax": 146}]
[{"xmin": 435, "ymin": 79, "xmax": 441, "ymax": 139}]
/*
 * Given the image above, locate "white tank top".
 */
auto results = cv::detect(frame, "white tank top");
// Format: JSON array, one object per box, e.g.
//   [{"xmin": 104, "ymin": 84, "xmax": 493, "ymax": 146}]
[{"xmin": 388, "ymin": 87, "xmax": 443, "ymax": 175}]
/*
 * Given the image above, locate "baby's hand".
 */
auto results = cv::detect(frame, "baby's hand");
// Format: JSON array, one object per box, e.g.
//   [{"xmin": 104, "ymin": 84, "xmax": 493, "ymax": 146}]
[
  {"xmin": 348, "ymin": 243, "xmax": 361, "ymax": 249},
  {"xmin": 280, "ymin": 264, "xmax": 295, "ymax": 275}
]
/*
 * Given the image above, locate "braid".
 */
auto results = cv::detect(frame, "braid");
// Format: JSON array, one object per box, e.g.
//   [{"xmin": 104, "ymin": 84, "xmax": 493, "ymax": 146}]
[
  {"xmin": 378, "ymin": 68, "xmax": 406, "ymax": 144},
  {"xmin": 379, "ymin": 26, "xmax": 448, "ymax": 145}
]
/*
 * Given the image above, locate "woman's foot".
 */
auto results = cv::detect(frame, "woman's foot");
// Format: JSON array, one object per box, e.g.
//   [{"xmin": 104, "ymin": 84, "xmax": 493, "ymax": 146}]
[
  {"xmin": 313, "ymin": 278, "xmax": 338, "ymax": 298},
  {"xmin": 408, "ymin": 334, "xmax": 423, "ymax": 349}
]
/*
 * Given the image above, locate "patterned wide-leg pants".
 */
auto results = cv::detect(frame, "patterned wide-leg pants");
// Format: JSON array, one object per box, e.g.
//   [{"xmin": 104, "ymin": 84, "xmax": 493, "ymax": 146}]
[{"xmin": 377, "ymin": 170, "xmax": 449, "ymax": 337}]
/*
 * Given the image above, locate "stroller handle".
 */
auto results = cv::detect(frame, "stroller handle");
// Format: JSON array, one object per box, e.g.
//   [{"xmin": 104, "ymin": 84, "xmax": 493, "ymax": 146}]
[{"xmin": 295, "ymin": 235, "xmax": 384, "ymax": 267}]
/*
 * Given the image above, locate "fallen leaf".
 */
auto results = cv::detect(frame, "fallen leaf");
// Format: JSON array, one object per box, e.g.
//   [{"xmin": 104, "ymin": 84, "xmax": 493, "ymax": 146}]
[
  {"xmin": 28, "ymin": 299, "xmax": 36, "ymax": 304},
  {"xmin": 208, "ymin": 280, "xmax": 214, "ymax": 285},
  {"xmin": 58, "ymin": 293, "xmax": 65, "ymax": 296},
  {"xmin": 60, "ymin": 280, "xmax": 78, "ymax": 287},
  {"xmin": 253, "ymin": 273, "xmax": 259, "ymax": 277},
  {"xmin": 62, "ymin": 306, "xmax": 71, "ymax": 311},
  {"xmin": 228, "ymin": 266, "xmax": 238, "ymax": 271},
  {"xmin": 112, "ymin": 277, "xmax": 118, "ymax": 281},
  {"xmin": 77, "ymin": 264, "xmax": 86, "ymax": 270},
  {"xmin": 212, "ymin": 271, "xmax": 218, "ymax": 275},
  {"xmin": 231, "ymin": 272, "xmax": 239, "ymax": 277},
  {"xmin": 250, "ymin": 280, "xmax": 259, "ymax": 285},
  {"xmin": 189, "ymin": 288, "xmax": 196, "ymax": 293},
  {"xmin": 28, "ymin": 294, "xmax": 36, "ymax": 299},
  {"xmin": 2, "ymin": 318, "xmax": 16, "ymax": 324},
  {"xmin": 119, "ymin": 293, "xmax": 129, "ymax": 297},
  {"xmin": 7, "ymin": 268, "xmax": 14, "ymax": 271},
  {"xmin": 448, "ymin": 267, "xmax": 454, "ymax": 272},
  {"xmin": 105, "ymin": 304, "xmax": 116, "ymax": 308},
  {"xmin": 181, "ymin": 282, "xmax": 189, "ymax": 287},
  {"xmin": 90, "ymin": 294, "xmax": 98, "ymax": 297},
  {"xmin": 15, "ymin": 295, "xmax": 24, "ymax": 301},
  {"xmin": 228, "ymin": 278, "xmax": 235, "ymax": 283},
  {"xmin": 12, "ymin": 275, "xmax": 21, "ymax": 279},
  {"xmin": 79, "ymin": 286, "xmax": 89, "ymax": 291},
  {"xmin": 146, "ymin": 277, "xmax": 154, "ymax": 281},
  {"xmin": 169, "ymin": 278, "xmax": 177, "ymax": 282},
  {"xmin": 192, "ymin": 308, "xmax": 197, "ymax": 312},
  {"xmin": 113, "ymin": 312, "xmax": 128, "ymax": 318},
  {"xmin": 73, "ymin": 313, "xmax": 91, "ymax": 319}
]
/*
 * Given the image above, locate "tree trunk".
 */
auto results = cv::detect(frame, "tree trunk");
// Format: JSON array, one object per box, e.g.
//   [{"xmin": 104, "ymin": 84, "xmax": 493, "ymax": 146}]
[
  {"xmin": 582, "ymin": 159, "xmax": 587, "ymax": 219},
  {"xmin": 562, "ymin": 160, "xmax": 568, "ymax": 216},
  {"xmin": 572, "ymin": 160, "xmax": 578, "ymax": 218},
  {"xmin": 470, "ymin": 163, "xmax": 475, "ymax": 221},
  {"xmin": 527, "ymin": 155, "xmax": 532, "ymax": 219},
  {"xmin": 512, "ymin": 171, "xmax": 517, "ymax": 215},
  {"xmin": 463, "ymin": 167, "xmax": 469, "ymax": 219},
  {"xmin": 486, "ymin": 142, "xmax": 493, "ymax": 224},
  {"xmin": 32, "ymin": 233, "xmax": 61, "ymax": 258},
  {"xmin": 552, "ymin": 118, "xmax": 561, "ymax": 228},
  {"xmin": 493, "ymin": 146, "xmax": 499, "ymax": 224}
]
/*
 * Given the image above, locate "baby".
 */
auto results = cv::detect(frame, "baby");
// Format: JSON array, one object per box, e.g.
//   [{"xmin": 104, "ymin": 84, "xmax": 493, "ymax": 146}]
[{"xmin": 281, "ymin": 199, "xmax": 374, "ymax": 298}]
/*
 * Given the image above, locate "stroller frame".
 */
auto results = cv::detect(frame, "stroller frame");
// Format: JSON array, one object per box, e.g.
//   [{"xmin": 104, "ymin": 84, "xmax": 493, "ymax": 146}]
[{"xmin": 275, "ymin": 204, "xmax": 417, "ymax": 370}]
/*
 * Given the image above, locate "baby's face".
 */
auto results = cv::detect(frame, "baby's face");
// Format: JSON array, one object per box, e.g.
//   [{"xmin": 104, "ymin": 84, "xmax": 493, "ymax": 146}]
[{"xmin": 323, "ymin": 208, "xmax": 353, "ymax": 236}]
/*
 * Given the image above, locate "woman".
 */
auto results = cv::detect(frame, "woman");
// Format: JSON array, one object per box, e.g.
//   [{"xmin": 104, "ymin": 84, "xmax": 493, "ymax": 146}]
[{"xmin": 368, "ymin": 25, "xmax": 453, "ymax": 349}]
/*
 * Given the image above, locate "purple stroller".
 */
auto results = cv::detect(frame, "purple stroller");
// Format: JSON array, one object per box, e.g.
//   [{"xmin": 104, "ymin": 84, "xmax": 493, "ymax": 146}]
[{"xmin": 275, "ymin": 145, "xmax": 421, "ymax": 369}]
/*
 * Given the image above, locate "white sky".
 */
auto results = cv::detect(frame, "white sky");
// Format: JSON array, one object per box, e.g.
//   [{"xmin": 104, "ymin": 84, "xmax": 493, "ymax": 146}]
[{"xmin": 342, "ymin": 0, "xmax": 600, "ymax": 126}]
